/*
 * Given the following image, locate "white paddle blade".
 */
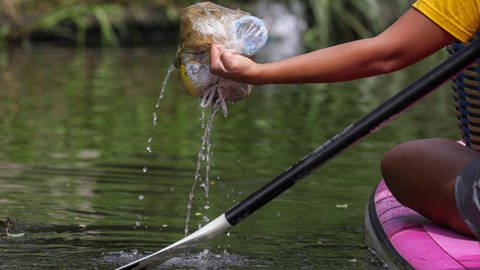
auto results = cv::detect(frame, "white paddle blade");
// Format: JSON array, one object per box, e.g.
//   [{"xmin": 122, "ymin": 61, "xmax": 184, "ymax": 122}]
[{"xmin": 115, "ymin": 214, "xmax": 232, "ymax": 270}]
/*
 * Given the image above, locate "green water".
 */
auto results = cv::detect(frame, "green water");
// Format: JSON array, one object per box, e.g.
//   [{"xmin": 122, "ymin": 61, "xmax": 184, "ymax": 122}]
[{"xmin": 0, "ymin": 47, "xmax": 457, "ymax": 269}]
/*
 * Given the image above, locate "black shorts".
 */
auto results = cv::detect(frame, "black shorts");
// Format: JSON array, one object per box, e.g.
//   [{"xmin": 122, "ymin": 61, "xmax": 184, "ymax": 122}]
[{"xmin": 455, "ymin": 158, "xmax": 480, "ymax": 239}]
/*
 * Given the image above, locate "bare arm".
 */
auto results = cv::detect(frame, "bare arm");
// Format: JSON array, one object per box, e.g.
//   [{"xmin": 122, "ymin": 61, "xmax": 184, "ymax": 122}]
[{"xmin": 210, "ymin": 8, "xmax": 455, "ymax": 85}]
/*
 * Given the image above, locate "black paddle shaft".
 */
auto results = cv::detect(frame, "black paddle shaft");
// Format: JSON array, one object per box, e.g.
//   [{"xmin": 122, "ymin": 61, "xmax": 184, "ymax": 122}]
[{"xmin": 225, "ymin": 38, "xmax": 480, "ymax": 226}]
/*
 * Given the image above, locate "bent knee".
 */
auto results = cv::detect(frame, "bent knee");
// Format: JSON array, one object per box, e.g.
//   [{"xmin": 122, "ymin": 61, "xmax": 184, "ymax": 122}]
[
  {"xmin": 381, "ymin": 138, "xmax": 459, "ymax": 177},
  {"xmin": 381, "ymin": 140, "xmax": 421, "ymax": 178},
  {"xmin": 380, "ymin": 139, "xmax": 455, "ymax": 206}
]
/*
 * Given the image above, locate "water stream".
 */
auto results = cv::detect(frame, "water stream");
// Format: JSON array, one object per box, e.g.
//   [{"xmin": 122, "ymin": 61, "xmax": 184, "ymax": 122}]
[
  {"xmin": 143, "ymin": 63, "xmax": 176, "ymax": 176},
  {"xmin": 185, "ymin": 102, "xmax": 221, "ymax": 236},
  {"xmin": 141, "ymin": 60, "xmax": 223, "ymax": 241}
]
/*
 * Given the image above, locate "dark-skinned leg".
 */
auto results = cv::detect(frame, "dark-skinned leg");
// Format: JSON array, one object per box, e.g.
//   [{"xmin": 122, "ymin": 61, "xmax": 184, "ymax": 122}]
[{"xmin": 381, "ymin": 138, "xmax": 480, "ymax": 237}]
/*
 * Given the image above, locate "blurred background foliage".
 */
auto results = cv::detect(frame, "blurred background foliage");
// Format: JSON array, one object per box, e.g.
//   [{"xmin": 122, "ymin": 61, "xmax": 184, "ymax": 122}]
[
  {"xmin": 304, "ymin": 0, "xmax": 412, "ymax": 48},
  {"xmin": 0, "ymin": 0, "xmax": 413, "ymax": 47}
]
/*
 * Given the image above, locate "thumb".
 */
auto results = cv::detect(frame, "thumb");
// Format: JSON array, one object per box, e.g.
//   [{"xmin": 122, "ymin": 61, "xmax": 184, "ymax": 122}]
[
  {"xmin": 219, "ymin": 50, "xmax": 237, "ymax": 68},
  {"xmin": 210, "ymin": 44, "xmax": 226, "ymax": 73}
]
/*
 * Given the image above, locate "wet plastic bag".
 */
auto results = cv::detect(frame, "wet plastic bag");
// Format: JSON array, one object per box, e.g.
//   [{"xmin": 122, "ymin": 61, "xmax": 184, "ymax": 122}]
[{"xmin": 176, "ymin": 2, "xmax": 268, "ymax": 116}]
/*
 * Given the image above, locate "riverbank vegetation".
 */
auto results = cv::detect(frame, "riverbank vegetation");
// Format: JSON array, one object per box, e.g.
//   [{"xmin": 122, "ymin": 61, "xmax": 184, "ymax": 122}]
[{"xmin": 0, "ymin": 0, "xmax": 411, "ymax": 47}]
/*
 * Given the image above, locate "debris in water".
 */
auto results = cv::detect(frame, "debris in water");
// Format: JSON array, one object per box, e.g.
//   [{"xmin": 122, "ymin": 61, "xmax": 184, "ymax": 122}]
[
  {"xmin": 1, "ymin": 217, "xmax": 26, "ymax": 238},
  {"xmin": 176, "ymin": 1, "xmax": 268, "ymax": 117},
  {"xmin": 6, "ymin": 232, "xmax": 26, "ymax": 238}
]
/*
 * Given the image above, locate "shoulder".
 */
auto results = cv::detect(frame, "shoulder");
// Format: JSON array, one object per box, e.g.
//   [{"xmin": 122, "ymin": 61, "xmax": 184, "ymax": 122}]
[{"xmin": 412, "ymin": 0, "xmax": 480, "ymax": 43}]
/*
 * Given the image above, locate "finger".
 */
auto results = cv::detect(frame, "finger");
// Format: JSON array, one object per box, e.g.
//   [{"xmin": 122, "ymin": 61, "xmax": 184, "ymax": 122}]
[
  {"xmin": 210, "ymin": 44, "xmax": 225, "ymax": 73},
  {"xmin": 210, "ymin": 44, "xmax": 226, "ymax": 61},
  {"xmin": 219, "ymin": 50, "xmax": 236, "ymax": 64}
]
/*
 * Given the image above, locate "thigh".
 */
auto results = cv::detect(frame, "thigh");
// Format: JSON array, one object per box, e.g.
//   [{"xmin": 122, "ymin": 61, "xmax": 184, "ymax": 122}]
[{"xmin": 381, "ymin": 138, "xmax": 480, "ymax": 236}]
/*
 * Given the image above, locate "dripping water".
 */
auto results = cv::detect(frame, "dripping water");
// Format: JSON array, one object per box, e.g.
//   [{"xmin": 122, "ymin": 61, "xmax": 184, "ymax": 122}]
[
  {"xmin": 144, "ymin": 63, "xmax": 176, "ymax": 168},
  {"xmin": 137, "ymin": 63, "xmax": 176, "ymax": 226},
  {"xmin": 184, "ymin": 101, "xmax": 221, "ymax": 236}
]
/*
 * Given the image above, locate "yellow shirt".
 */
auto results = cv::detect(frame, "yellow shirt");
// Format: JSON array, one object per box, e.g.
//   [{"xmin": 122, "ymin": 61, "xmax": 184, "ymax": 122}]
[{"xmin": 413, "ymin": 0, "xmax": 480, "ymax": 43}]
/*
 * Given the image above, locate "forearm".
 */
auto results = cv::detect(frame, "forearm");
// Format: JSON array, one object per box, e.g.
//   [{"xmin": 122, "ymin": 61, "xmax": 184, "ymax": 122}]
[
  {"xmin": 210, "ymin": 8, "xmax": 454, "ymax": 86},
  {"xmin": 249, "ymin": 8, "xmax": 454, "ymax": 85},
  {"xmin": 252, "ymin": 38, "xmax": 395, "ymax": 84}
]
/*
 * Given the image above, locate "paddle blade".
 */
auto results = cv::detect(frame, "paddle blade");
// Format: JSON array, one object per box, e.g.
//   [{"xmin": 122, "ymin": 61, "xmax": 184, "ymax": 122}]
[{"xmin": 116, "ymin": 214, "xmax": 232, "ymax": 270}]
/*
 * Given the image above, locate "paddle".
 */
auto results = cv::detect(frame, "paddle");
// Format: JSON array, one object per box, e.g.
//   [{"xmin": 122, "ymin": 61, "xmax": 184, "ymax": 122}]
[{"xmin": 116, "ymin": 38, "xmax": 480, "ymax": 270}]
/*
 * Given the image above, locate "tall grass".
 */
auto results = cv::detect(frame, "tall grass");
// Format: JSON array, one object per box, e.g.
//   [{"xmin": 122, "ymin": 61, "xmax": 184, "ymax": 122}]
[
  {"xmin": 304, "ymin": 0, "xmax": 412, "ymax": 48},
  {"xmin": 36, "ymin": 4, "xmax": 124, "ymax": 46}
]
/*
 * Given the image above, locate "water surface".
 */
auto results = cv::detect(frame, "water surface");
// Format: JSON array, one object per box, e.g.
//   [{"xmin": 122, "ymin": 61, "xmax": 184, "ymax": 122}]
[{"xmin": 0, "ymin": 47, "xmax": 457, "ymax": 269}]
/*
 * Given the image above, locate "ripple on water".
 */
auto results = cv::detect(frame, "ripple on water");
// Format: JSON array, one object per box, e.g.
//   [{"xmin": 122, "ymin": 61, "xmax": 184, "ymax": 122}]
[
  {"xmin": 106, "ymin": 249, "xmax": 250, "ymax": 269},
  {"xmin": 161, "ymin": 249, "xmax": 250, "ymax": 269}
]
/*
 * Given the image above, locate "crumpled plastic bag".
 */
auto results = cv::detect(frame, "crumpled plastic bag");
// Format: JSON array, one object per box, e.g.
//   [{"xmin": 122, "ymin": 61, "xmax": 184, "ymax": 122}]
[{"xmin": 176, "ymin": 2, "xmax": 268, "ymax": 116}]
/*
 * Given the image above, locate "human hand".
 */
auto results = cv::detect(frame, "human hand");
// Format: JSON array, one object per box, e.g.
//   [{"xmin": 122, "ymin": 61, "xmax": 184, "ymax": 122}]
[{"xmin": 209, "ymin": 44, "xmax": 259, "ymax": 84}]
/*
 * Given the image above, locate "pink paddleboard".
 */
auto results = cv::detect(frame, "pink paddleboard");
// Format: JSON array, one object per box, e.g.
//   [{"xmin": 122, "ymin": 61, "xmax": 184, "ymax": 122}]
[{"xmin": 364, "ymin": 180, "xmax": 480, "ymax": 270}]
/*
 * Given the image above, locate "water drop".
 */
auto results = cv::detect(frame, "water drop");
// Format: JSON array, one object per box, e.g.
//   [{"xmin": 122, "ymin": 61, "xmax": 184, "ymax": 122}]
[
  {"xmin": 138, "ymin": 195, "xmax": 144, "ymax": 201},
  {"xmin": 142, "ymin": 167, "xmax": 148, "ymax": 173},
  {"xmin": 152, "ymin": 112, "xmax": 158, "ymax": 127}
]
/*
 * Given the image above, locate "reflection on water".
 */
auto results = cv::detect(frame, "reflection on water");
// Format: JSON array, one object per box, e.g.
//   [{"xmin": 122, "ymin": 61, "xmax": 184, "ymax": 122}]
[{"xmin": 0, "ymin": 47, "xmax": 456, "ymax": 269}]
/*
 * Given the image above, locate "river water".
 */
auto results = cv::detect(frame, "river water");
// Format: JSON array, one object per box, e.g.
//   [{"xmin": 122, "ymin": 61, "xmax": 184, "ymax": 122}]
[{"xmin": 0, "ymin": 46, "xmax": 457, "ymax": 269}]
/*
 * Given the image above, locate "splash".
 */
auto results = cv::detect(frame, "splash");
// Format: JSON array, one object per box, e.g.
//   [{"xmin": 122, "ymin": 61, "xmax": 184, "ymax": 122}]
[
  {"xmin": 106, "ymin": 248, "xmax": 250, "ymax": 269},
  {"xmin": 158, "ymin": 249, "xmax": 249, "ymax": 269}
]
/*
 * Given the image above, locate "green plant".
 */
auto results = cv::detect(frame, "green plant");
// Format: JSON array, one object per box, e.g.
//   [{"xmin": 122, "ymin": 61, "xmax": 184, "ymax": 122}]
[
  {"xmin": 304, "ymin": 0, "xmax": 412, "ymax": 48},
  {"xmin": 36, "ymin": 4, "xmax": 124, "ymax": 46},
  {"xmin": 0, "ymin": 25, "xmax": 10, "ymax": 46}
]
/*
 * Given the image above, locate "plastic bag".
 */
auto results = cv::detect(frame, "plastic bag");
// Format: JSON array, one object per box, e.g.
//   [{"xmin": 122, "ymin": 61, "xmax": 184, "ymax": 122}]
[{"xmin": 176, "ymin": 2, "xmax": 268, "ymax": 116}]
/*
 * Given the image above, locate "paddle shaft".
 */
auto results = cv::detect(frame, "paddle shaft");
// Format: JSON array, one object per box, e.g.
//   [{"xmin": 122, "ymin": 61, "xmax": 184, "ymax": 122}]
[{"xmin": 225, "ymin": 38, "xmax": 480, "ymax": 226}]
